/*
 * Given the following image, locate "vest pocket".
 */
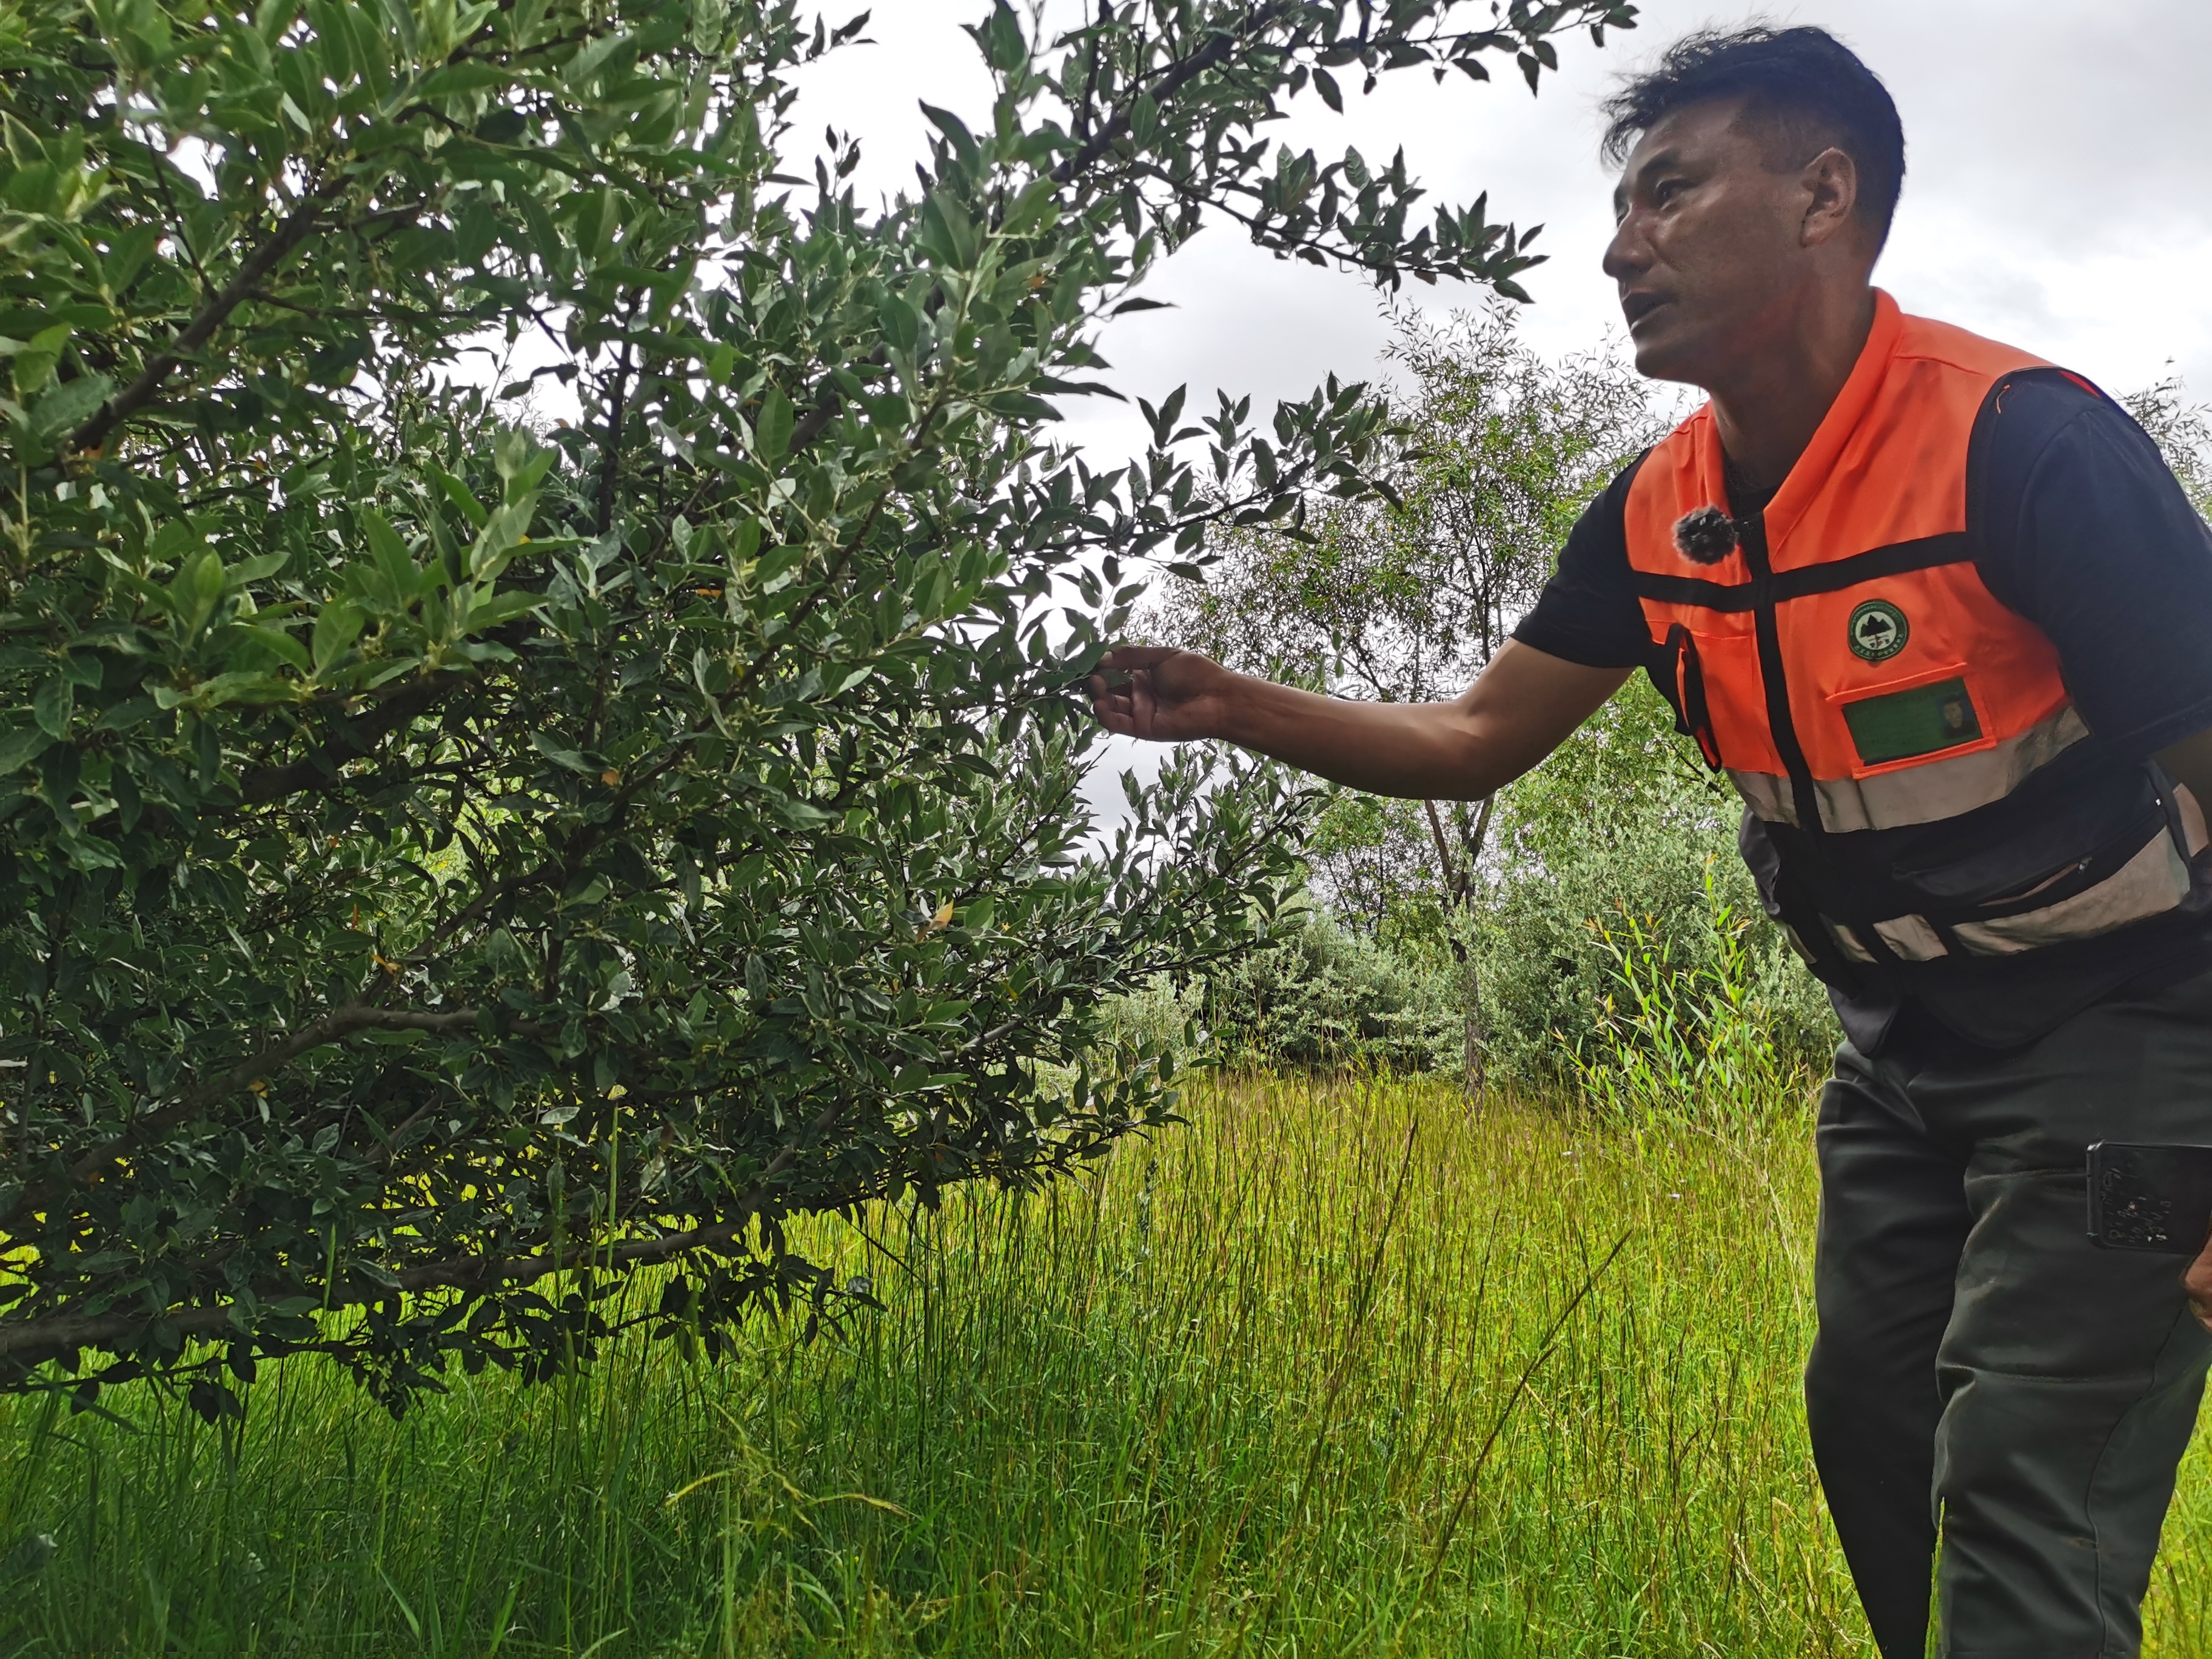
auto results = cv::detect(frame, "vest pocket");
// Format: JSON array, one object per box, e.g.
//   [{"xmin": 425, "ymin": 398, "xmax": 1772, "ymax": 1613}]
[
  {"xmin": 1948, "ymin": 833, "xmax": 2193, "ymax": 954},
  {"xmin": 1840, "ymin": 675, "xmax": 1982, "ymax": 766},
  {"xmin": 1823, "ymin": 662, "xmax": 1997, "ymax": 781},
  {"xmin": 1660, "ymin": 624, "xmax": 1721, "ymax": 768},
  {"xmin": 1852, "ymin": 770, "xmax": 2193, "ymax": 956},
  {"xmin": 1885, "ymin": 767, "xmax": 2168, "ymax": 915},
  {"xmin": 1778, "ymin": 754, "xmax": 2197, "ymax": 967}
]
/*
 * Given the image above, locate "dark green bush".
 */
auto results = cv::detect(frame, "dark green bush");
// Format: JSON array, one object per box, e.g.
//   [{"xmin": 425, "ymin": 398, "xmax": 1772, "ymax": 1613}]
[{"xmin": 0, "ymin": 0, "xmax": 1633, "ymax": 1411}]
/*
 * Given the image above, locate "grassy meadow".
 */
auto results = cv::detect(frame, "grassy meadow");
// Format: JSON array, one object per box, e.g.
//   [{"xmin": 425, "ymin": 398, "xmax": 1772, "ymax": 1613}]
[{"xmin": 4, "ymin": 1074, "xmax": 2210, "ymax": 1657}]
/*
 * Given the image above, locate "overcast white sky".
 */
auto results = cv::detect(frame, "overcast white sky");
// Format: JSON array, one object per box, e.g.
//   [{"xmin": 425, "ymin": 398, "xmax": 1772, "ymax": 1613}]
[{"xmin": 789, "ymin": 1, "xmax": 2212, "ymax": 460}]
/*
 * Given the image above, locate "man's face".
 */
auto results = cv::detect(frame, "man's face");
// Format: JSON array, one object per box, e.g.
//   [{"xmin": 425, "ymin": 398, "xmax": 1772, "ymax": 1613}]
[{"xmin": 1603, "ymin": 99, "xmax": 1825, "ymax": 387}]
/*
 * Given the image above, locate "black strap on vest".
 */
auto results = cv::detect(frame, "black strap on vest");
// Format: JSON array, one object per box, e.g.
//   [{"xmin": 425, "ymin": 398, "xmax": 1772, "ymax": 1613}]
[
  {"xmin": 1732, "ymin": 511, "xmax": 1825, "ymax": 836},
  {"xmin": 1629, "ymin": 531, "xmax": 1973, "ymax": 612}
]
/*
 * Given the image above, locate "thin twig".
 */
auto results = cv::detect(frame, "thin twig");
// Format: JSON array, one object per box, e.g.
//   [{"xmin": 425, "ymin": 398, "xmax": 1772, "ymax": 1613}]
[{"xmin": 75, "ymin": 176, "xmax": 348, "ymax": 454}]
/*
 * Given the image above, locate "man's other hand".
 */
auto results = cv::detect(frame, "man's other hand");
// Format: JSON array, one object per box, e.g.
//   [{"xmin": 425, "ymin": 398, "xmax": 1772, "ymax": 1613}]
[{"xmin": 1086, "ymin": 646, "xmax": 1231, "ymax": 743}]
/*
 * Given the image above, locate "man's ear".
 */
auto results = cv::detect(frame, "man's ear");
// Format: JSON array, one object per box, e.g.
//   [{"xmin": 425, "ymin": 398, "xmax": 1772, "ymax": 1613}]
[{"xmin": 1798, "ymin": 146, "xmax": 1862, "ymax": 248}]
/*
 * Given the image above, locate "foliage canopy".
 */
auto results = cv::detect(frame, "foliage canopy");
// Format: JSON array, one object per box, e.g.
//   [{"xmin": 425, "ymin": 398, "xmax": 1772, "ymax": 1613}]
[{"xmin": 0, "ymin": 0, "xmax": 1635, "ymax": 1410}]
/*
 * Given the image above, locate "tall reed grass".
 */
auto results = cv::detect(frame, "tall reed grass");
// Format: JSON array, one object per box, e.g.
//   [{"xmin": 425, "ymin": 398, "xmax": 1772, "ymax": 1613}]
[
  {"xmin": 1569, "ymin": 861, "xmax": 1813, "ymax": 1130},
  {"xmin": 2, "ymin": 1075, "xmax": 2207, "ymax": 1656}
]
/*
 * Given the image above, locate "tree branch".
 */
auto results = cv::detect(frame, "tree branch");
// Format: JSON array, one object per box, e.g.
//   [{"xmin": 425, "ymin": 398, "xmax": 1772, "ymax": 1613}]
[
  {"xmin": 595, "ymin": 300, "xmax": 638, "ymax": 537},
  {"xmin": 1420, "ymin": 797, "xmax": 1460, "ymax": 899},
  {"xmin": 233, "ymin": 674, "xmax": 459, "ymax": 805},
  {"xmin": 73, "ymin": 178, "xmax": 347, "ymax": 455},
  {"xmin": 0, "ymin": 1093, "xmax": 850, "ymax": 1361},
  {"xmin": 0, "ymin": 1006, "xmax": 484, "ymax": 1230},
  {"xmin": 1053, "ymin": 9, "xmax": 1285, "ymax": 186}
]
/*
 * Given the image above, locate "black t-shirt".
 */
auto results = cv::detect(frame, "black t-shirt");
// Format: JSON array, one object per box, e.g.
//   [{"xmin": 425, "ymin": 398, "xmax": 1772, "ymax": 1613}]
[{"xmin": 1513, "ymin": 369, "xmax": 2212, "ymax": 1050}]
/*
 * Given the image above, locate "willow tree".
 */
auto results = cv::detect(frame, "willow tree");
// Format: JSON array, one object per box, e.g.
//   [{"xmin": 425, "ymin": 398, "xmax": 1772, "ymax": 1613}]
[
  {"xmin": 1153, "ymin": 305, "xmax": 1657, "ymax": 1083},
  {"xmin": 0, "ymin": 0, "xmax": 1634, "ymax": 1411}
]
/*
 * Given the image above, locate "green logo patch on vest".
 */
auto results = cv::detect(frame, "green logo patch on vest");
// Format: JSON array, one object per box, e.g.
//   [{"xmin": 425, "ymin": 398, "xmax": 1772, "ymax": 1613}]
[{"xmin": 1848, "ymin": 598, "xmax": 1909, "ymax": 663}]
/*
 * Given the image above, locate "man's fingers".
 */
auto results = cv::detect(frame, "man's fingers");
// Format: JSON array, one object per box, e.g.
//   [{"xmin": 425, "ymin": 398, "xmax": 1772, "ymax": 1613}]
[
  {"xmin": 1099, "ymin": 645, "xmax": 1176, "ymax": 673},
  {"xmin": 1087, "ymin": 668, "xmax": 1160, "ymax": 739},
  {"xmin": 1088, "ymin": 667, "xmax": 1147, "ymax": 737},
  {"xmin": 1085, "ymin": 648, "xmax": 1199, "ymax": 741},
  {"xmin": 1131, "ymin": 671, "xmax": 1161, "ymax": 735},
  {"xmin": 2186, "ymin": 1230, "xmax": 2212, "ymax": 1333}
]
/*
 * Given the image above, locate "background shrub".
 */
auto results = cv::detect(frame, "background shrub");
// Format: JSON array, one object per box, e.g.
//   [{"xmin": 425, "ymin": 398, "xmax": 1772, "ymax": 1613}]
[
  {"xmin": 1201, "ymin": 906, "xmax": 1464, "ymax": 1073},
  {"xmin": 1473, "ymin": 680, "xmax": 1835, "ymax": 1090}
]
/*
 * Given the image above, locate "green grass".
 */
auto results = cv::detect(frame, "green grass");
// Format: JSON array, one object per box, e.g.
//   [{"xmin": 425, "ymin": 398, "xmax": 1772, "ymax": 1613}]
[{"xmin": 2, "ymin": 1074, "xmax": 2208, "ymax": 1657}]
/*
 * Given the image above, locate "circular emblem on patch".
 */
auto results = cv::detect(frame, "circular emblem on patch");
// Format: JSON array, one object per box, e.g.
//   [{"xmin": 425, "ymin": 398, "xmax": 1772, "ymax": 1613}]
[{"xmin": 1848, "ymin": 599, "xmax": 1909, "ymax": 663}]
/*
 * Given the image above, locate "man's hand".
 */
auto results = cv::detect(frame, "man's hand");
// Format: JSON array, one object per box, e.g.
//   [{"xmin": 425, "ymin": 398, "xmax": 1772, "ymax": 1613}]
[
  {"xmin": 2157, "ymin": 728, "xmax": 2212, "ymax": 1335},
  {"xmin": 2188, "ymin": 1230, "xmax": 2212, "ymax": 1335},
  {"xmin": 1086, "ymin": 646, "xmax": 1235, "ymax": 743}
]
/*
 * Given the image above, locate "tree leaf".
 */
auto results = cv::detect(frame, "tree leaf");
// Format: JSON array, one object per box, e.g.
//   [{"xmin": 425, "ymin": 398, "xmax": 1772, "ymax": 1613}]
[
  {"xmin": 754, "ymin": 388, "xmax": 794, "ymax": 463},
  {"xmin": 529, "ymin": 731, "xmax": 592, "ymax": 772},
  {"xmin": 32, "ymin": 676, "xmax": 71, "ymax": 738},
  {"xmin": 0, "ymin": 726, "xmax": 54, "ymax": 773},
  {"xmin": 32, "ymin": 374, "xmax": 112, "ymax": 441},
  {"xmin": 312, "ymin": 599, "xmax": 366, "ymax": 671}
]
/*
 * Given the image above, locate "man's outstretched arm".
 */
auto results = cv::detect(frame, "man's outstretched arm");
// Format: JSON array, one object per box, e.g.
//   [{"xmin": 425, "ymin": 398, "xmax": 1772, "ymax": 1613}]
[{"xmin": 1086, "ymin": 638, "xmax": 1632, "ymax": 802}]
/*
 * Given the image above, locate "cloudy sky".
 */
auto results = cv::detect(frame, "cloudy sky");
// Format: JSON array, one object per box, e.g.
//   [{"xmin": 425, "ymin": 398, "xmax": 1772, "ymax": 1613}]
[{"xmin": 788, "ymin": 1, "xmax": 2212, "ymax": 461}]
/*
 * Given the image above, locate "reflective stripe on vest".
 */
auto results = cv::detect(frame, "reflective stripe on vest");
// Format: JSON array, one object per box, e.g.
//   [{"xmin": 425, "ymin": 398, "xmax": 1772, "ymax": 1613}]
[{"xmin": 1625, "ymin": 291, "xmax": 2202, "ymax": 965}]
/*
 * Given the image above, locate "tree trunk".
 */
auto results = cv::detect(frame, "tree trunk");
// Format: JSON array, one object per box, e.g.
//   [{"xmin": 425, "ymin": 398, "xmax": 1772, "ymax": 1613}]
[
  {"xmin": 1425, "ymin": 794, "xmax": 1497, "ymax": 1098},
  {"xmin": 1461, "ymin": 940, "xmax": 1487, "ymax": 1097}
]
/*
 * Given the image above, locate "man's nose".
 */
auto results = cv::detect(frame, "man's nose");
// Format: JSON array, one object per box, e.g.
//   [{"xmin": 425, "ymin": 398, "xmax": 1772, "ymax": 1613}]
[{"xmin": 1602, "ymin": 213, "xmax": 1649, "ymax": 284}]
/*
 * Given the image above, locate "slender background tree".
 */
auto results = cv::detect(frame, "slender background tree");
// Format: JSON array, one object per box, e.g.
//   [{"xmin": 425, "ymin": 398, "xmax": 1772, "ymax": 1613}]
[
  {"xmin": 1151, "ymin": 303, "xmax": 1659, "ymax": 1082},
  {"xmin": 2126, "ymin": 378, "xmax": 2212, "ymax": 518}
]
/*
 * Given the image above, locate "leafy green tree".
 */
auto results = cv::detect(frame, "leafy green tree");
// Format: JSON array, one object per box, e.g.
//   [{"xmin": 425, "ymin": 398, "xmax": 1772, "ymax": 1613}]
[
  {"xmin": 2125, "ymin": 377, "xmax": 2212, "ymax": 519},
  {"xmin": 1152, "ymin": 303, "xmax": 1658, "ymax": 1081},
  {"xmin": 0, "ymin": 0, "xmax": 1635, "ymax": 1410}
]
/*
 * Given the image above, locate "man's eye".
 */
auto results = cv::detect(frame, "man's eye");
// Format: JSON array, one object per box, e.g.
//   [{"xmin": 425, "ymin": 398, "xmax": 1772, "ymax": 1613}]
[{"xmin": 1654, "ymin": 179, "xmax": 1684, "ymax": 205}]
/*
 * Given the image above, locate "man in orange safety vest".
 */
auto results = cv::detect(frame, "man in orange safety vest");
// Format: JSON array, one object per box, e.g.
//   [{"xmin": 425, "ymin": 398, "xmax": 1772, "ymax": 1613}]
[{"xmin": 1090, "ymin": 26, "xmax": 2212, "ymax": 1658}]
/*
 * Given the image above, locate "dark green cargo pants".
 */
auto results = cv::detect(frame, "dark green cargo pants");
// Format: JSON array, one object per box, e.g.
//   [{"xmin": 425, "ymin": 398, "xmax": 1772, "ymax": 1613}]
[{"xmin": 1806, "ymin": 967, "xmax": 2212, "ymax": 1658}]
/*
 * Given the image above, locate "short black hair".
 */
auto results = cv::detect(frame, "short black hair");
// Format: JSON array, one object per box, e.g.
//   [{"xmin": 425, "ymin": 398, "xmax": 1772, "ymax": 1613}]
[{"xmin": 1600, "ymin": 26, "xmax": 1906, "ymax": 246}]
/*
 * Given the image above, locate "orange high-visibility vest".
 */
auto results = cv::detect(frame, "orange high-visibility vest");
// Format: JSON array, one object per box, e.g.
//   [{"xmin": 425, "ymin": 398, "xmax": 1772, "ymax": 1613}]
[{"xmin": 1625, "ymin": 291, "xmax": 2208, "ymax": 1037}]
